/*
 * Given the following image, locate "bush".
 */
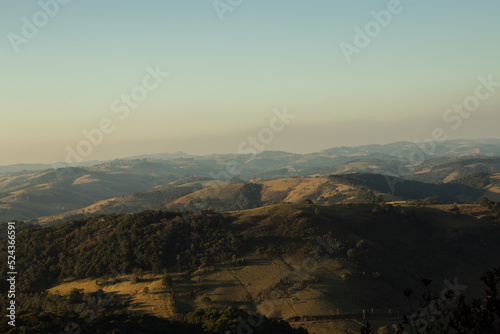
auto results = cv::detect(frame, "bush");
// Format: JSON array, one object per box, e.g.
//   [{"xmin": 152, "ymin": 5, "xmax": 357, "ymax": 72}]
[
  {"xmin": 347, "ymin": 248, "xmax": 357, "ymax": 259},
  {"xmin": 361, "ymin": 267, "xmax": 500, "ymax": 334},
  {"xmin": 67, "ymin": 288, "xmax": 83, "ymax": 304},
  {"xmin": 162, "ymin": 275, "xmax": 173, "ymax": 292}
]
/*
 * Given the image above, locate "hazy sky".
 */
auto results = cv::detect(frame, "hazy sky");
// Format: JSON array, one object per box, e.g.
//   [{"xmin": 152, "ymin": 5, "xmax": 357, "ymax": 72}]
[{"xmin": 1, "ymin": 0, "xmax": 499, "ymax": 165}]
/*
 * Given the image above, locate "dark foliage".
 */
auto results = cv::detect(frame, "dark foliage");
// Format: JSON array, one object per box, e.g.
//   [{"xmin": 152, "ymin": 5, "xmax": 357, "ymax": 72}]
[
  {"xmin": 329, "ymin": 173, "xmax": 484, "ymax": 203},
  {"xmin": 0, "ymin": 210, "xmax": 242, "ymax": 292},
  {"xmin": 0, "ymin": 295, "xmax": 308, "ymax": 334},
  {"xmin": 233, "ymin": 183, "xmax": 263, "ymax": 210},
  {"xmin": 480, "ymin": 197, "xmax": 500, "ymax": 215},
  {"xmin": 361, "ymin": 268, "xmax": 500, "ymax": 333}
]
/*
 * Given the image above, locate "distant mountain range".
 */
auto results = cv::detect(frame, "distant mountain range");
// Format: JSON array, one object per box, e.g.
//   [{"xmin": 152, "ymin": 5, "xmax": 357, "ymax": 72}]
[
  {"xmin": 2, "ymin": 138, "xmax": 500, "ymax": 223},
  {"xmin": 2, "ymin": 138, "xmax": 500, "ymax": 174},
  {"xmin": 2, "ymin": 140, "xmax": 500, "ymax": 334}
]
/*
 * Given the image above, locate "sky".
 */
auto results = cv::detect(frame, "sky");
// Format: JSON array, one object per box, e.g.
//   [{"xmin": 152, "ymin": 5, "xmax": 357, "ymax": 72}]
[{"xmin": 1, "ymin": 0, "xmax": 499, "ymax": 165}]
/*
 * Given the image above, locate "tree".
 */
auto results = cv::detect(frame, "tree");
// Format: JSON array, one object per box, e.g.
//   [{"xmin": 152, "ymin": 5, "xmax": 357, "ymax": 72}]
[
  {"xmin": 133, "ymin": 267, "xmax": 143, "ymax": 279},
  {"xmin": 67, "ymin": 288, "xmax": 83, "ymax": 304},
  {"xmin": 347, "ymin": 248, "xmax": 357, "ymax": 260},
  {"xmin": 480, "ymin": 197, "xmax": 493, "ymax": 208},
  {"xmin": 162, "ymin": 275, "xmax": 173, "ymax": 292},
  {"xmin": 361, "ymin": 267, "xmax": 500, "ymax": 334}
]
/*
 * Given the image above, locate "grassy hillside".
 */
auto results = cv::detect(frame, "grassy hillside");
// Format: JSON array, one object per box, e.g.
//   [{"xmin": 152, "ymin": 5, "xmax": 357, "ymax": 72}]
[
  {"xmin": 407, "ymin": 157, "xmax": 500, "ymax": 183},
  {"xmin": 2, "ymin": 204, "xmax": 499, "ymax": 325},
  {"xmin": 0, "ymin": 167, "xmax": 172, "ymax": 222},
  {"xmin": 2, "ymin": 144, "xmax": 500, "ymax": 224},
  {"xmin": 169, "ymin": 177, "xmax": 359, "ymax": 212},
  {"xmin": 329, "ymin": 173, "xmax": 486, "ymax": 203},
  {"xmin": 481, "ymin": 172, "xmax": 500, "ymax": 201},
  {"xmin": 36, "ymin": 186, "xmax": 194, "ymax": 225},
  {"xmin": 14, "ymin": 168, "xmax": 500, "ymax": 226},
  {"xmin": 170, "ymin": 174, "xmax": 494, "ymax": 214}
]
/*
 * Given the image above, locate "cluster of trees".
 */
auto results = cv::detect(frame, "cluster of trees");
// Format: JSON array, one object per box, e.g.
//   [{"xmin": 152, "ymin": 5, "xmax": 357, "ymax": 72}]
[
  {"xmin": 479, "ymin": 197, "xmax": 500, "ymax": 215},
  {"xmin": 2, "ymin": 267, "xmax": 497, "ymax": 333},
  {"xmin": 0, "ymin": 221, "xmax": 39, "ymax": 236},
  {"xmin": 0, "ymin": 290, "xmax": 308, "ymax": 333},
  {"xmin": 4, "ymin": 204, "xmax": 499, "ymax": 333},
  {"xmin": 234, "ymin": 183, "xmax": 263, "ymax": 210},
  {"xmin": 353, "ymin": 186, "xmax": 380, "ymax": 203},
  {"xmin": 2, "ymin": 205, "xmax": 359, "ymax": 295},
  {"xmin": 328, "ymin": 173, "xmax": 484, "ymax": 203},
  {"xmin": 185, "ymin": 182, "xmax": 263, "ymax": 212},
  {"xmin": 0, "ymin": 210, "xmax": 242, "ymax": 292},
  {"xmin": 408, "ymin": 160, "xmax": 498, "ymax": 184},
  {"xmin": 184, "ymin": 307, "xmax": 308, "ymax": 333},
  {"xmin": 362, "ymin": 267, "xmax": 500, "ymax": 334},
  {"xmin": 450, "ymin": 172, "xmax": 492, "ymax": 189}
]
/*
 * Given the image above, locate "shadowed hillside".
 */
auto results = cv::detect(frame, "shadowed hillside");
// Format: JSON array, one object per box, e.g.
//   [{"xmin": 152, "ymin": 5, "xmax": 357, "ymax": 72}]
[{"xmin": 2, "ymin": 204, "xmax": 499, "ymax": 327}]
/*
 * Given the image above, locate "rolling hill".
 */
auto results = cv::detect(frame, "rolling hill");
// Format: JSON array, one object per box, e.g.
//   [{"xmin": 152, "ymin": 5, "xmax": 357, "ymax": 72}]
[
  {"xmin": 2, "ymin": 138, "xmax": 500, "ymax": 225},
  {"xmin": 406, "ymin": 157, "xmax": 500, "ymax": 183},
  {"xmin": 32, "ymin": 171, "xmax": 500, "ymax": 225},
  {"xmin": 0, "ymin": 167, "xmax": 171, "ymax": 222},
  {"xmin": 1, "ymin": 203, "xmax": 499, "ymax": 333},
  {"xmin": 171, "ymin": 173, "xmax": 500, "ymax": 212}
]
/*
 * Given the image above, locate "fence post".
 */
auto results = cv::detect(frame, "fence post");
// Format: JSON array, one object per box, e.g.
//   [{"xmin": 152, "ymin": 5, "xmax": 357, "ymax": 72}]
[{"xmin": 363, "ymin": 309, "xmax": 366, "ymax": 320}]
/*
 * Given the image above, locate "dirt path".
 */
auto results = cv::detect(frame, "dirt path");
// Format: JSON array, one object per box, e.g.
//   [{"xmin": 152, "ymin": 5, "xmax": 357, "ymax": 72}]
[{"xmin": 226, "ymin": 267, "xmax": 255, "ymax": 306}]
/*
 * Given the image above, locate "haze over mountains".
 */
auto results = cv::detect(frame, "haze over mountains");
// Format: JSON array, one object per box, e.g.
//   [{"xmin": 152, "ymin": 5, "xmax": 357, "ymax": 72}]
[
  {"xmin": 1, "ymin": 138, "xmax": 500, "ymax": 333},
  {"xmin": 2, "ymin": 139, "xmax": 500, "ymax": 224},
  {"xmin": 3, "ymin": 138, "xmax": 500, "ymax": 174},
  {"xmin": 3, "ymin": 0, "xmax": 499, "ymax": 331}
]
